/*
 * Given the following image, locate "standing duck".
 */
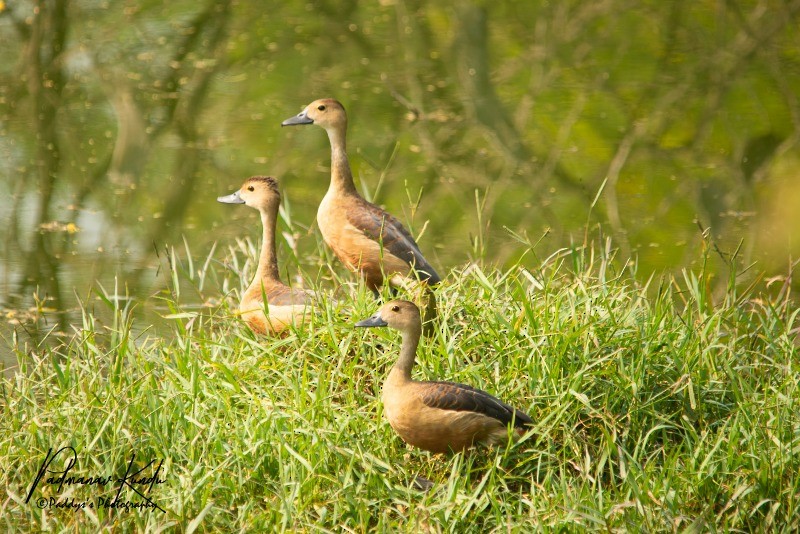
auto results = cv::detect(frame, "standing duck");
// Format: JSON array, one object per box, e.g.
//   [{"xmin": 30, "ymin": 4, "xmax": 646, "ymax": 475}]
[
  {"xmin": 356, "ymin": 300, "xmax": 533, "ymax": 453},
  {"xmin": 218, "ymin": 176, "xmax": 313, "ymax": 334},
  {"xmin": 281, "ymin": 99, "xmax": 440, "ymax": 305}
]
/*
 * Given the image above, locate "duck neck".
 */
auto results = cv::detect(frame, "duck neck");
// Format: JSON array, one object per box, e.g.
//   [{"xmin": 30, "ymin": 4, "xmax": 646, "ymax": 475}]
[
  {"xmin": 390, "ymin": 326, "xmax": 422, "ymax": 382},
  {"xmin": 326, "ymin": 126, "xmax": 358, "ymax": 196},
  {"xmin": 255, "ymin": 208, "xmax": 280, "ymax": 283}
]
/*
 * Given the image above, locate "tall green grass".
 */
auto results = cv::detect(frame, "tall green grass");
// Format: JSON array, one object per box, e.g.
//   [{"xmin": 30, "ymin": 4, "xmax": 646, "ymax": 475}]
[{"xmin": 1, "ymin": 239, "xmax": 798, "ymax": 532}]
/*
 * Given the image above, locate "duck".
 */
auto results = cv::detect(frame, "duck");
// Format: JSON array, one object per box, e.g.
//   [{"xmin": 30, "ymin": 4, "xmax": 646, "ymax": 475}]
[
  {"xmin": 281, "ymin": 99, "xmax": 440, "ymax": 309},
  {"xmin": 355, "ymin": 300, "xmax": 533, "ymax": 453},
  {"xmin": 217, "ymin": 176, "xmax": 313, "ymax": 334}
]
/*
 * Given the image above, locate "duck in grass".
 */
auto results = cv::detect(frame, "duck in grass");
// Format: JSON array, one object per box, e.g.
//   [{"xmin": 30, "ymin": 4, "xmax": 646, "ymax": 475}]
[
  {"xmin": 218, "ymin": 176, "xmax": 313, "ymax": 334},
  {"xmin": 356, "ymin": 300, "xmax": 533, "ymax": 453},
  {"xmin": 282, "ymin": 99, "xmax": 440, "ymax": 328}
]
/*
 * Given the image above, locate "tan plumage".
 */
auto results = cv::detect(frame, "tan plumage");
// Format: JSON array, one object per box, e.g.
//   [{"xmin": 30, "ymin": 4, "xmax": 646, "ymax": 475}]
[
  {"xmin": 356, "ymin": 300, "xmax": 532, "ymax": 453},
  {"xmin": 281, "ymin": 99, "xmax": 440, "ymax": 298},
  {"xmin": 218, "ymin": 176, "xmax": 312, "ymax": 334}
]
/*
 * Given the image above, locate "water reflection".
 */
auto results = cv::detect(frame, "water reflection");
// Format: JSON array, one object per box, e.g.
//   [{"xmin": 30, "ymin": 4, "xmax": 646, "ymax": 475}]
[{"xmin": 2, "ymin": 0, "xmax": 800, "ymax": 356}]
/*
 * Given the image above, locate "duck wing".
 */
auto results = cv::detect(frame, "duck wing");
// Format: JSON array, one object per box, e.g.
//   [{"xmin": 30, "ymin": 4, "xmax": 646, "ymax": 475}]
[
  {"xmin": 419, "ymin": 381, "xmax": 533, "ymax": 429},
  {"xmin": 250, "ymin": 283, "xmax": 312, "ymax": 307},
  {"xmin": 348, "ymin": 200, "xmax": 441, "ymax": 284},
  {"xmin": 272, "ymin": 288, "xmax": 311, "ymax": 306}
]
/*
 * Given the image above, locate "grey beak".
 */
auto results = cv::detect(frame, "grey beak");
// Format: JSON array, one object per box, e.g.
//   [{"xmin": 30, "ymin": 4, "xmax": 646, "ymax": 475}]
[
  {"xmin": 355, "ymin": 312, "xmax": 388, "ymax": 328},
  {"xmin": 281, "ymin": 110, "xmax": 313, "ymax": 126},
  {"xmin": 217, "ymin": 190, "xmax": 245, "ymax": 204}
]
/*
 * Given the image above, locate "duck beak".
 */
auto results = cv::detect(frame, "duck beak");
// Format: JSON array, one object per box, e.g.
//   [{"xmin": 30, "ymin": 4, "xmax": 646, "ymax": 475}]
[
  {"xmin": 217, "ymin": 190, "xmax": 245, "ymax": 204},
  {"xmin": 281, "ymin": 109, "xmax": 313, "ymax": 126},
  {"xmin": 355, "ymin": 312, "xmax": 388, "ymax": 328}
]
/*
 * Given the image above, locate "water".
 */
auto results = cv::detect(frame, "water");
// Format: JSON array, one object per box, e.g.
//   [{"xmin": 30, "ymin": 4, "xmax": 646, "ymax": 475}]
[{"xmin": 2, "ymin": 1, "xmax": 799, "ymax": 361}]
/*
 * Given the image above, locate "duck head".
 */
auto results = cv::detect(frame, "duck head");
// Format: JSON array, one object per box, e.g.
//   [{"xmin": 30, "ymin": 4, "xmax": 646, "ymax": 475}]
[
  {"xmin": 281, "ymin": 98, "xmax": 347, "ymax": 131},
  {"xmin": 355, "ymin": 300, "xmax": 421, "ymax": 331},
  {"xmin": 217, "ymin": 176, "xmax": 281, "ymax": 212}
]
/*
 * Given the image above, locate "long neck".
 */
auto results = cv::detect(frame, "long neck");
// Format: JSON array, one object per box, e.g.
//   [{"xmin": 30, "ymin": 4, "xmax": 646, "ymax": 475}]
[
  {"xmin": 390, "ymin": 326, "xmax": 422, "ymax": 382},
  {"xmin": 254, "ymin": 208, "xmax": 280, "ymax": 283},
  {"xmin": 326, "ymin": 125, "xmax": 358, "ymax": 196}
]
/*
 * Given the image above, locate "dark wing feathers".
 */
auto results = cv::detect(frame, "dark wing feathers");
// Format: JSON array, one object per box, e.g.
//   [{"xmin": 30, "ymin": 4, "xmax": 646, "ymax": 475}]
[
  {"xmin": 420, "ymin": 381, "xmax": 533, "ymax": 429},
  {"xmin": 348, "ymin": 200, "xmax": 441, "ymax": 284}
]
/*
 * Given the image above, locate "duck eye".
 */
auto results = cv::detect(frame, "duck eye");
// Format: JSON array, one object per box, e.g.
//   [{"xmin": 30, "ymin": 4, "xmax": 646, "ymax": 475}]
[
  {"xmin": 317, "ymin": 105, "xmax": 326, "ymax": 111},
  {"xmin": 391, "ymin": 305, "xmax": 400, "ymax": 312},
  {"xmin": 247, "ymin": 186, "xmax": 254, "ymax": 192}
]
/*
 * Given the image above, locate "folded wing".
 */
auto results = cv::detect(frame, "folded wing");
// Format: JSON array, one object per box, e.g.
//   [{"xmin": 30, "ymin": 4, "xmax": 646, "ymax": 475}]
[
  {"xmin": 348, "ymin": 200, "xmax": 441, "ymax": 284},
  {"xmin": 419, "ymin": 381, "xmax": 533, "ymax": 429}
]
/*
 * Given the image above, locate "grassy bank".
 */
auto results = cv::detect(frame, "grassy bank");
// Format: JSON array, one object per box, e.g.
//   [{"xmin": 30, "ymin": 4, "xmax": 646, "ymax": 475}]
[{"xmin": 2, "ymin": 242, "xmax": 799, "ymax": 532}]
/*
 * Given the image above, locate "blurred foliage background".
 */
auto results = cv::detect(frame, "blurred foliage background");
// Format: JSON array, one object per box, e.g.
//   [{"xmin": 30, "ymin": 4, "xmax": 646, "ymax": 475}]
[{"xmin": 2, "ymin": 0, "xmax": 800, "ymax": 340}]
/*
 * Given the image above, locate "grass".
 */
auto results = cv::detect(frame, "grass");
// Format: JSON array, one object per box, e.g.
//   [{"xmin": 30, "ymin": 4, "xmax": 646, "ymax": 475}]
[{"xmin": 1, "ymin": 237, "xmax": 799, "ymax": 532}]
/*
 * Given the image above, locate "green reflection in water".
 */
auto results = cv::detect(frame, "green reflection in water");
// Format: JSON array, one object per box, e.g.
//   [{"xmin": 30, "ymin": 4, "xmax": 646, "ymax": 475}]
[{"xmin": 2, "ymin": 0, "xmax": 800, "ymax": 354}]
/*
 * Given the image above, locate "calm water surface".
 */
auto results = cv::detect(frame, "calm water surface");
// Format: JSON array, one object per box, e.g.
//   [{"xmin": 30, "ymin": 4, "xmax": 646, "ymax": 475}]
[{"xmin": 2, "ymin": 1, "xmax": 799, "ymax": 364}]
